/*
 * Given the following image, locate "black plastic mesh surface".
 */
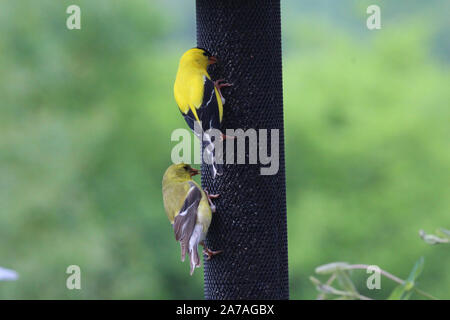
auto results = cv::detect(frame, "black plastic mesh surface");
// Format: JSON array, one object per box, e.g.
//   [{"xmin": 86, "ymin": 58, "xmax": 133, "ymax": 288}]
[{"xmin": 196, "ymin": 0, "xmax": 289, "ymax": 300}]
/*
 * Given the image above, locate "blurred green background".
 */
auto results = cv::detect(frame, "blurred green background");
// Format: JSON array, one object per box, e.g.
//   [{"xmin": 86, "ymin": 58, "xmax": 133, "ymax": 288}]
[{"xmin": 0, "ymin": 0, "xmax": 449, "ymax": 299}]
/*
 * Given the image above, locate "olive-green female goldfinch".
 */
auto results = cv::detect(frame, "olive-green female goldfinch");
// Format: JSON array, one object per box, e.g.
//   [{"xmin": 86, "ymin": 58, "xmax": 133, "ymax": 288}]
[
  {"xmin": 162, "ymin": 163, "xmax": 221, "ymax": 275},
  {"xmin": 173, "ymin": 48, "xmax": 232, "ymax": 178}
]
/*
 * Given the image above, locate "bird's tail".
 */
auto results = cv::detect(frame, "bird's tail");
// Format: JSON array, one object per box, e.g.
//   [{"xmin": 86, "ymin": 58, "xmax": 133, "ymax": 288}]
[
  {"xmin": 202, "ymin": 136, "xmax": 223, "ymax": 179},
  {"xmin": 189, "ymin": 246, "xmax": 200, "ymax": 276},
  {"xmin": 188, "ymin": 225, "xmax": 203, "ymax": 275},
  {"xmin": 180, "ymin": 240, "xmax": 200, "ymax": 275}
]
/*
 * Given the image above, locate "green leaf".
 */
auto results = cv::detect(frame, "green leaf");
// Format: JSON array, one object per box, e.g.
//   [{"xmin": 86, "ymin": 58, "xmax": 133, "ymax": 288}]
[
  {"xmin": 388, "ymin": 257, "xmax": 425, "ymax": 300},
  {"xmin": 406, "ymin": 257, "xmax": 424, "ymax": 284},
  {"xmin": 402, "ymin": 290, "xmax": 414, "ymax": 300},
  {"xmin": 388, "ymin": 284, "xmax": 407, "ymax": 300}
]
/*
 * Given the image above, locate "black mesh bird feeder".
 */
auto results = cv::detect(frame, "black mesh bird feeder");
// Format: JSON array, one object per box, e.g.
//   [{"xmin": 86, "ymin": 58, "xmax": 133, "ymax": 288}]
[{"xmin": 197, "ymin": 0, "xmax": 289, "ymax": 299}]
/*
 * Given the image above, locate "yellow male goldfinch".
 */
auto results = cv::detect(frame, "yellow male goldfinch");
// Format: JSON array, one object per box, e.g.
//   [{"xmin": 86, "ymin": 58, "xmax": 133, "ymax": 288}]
[
  {"xmin": 174, "ymin": 48, "xmax": 232, "ymax": 178},
  {"xmin": 162, "ymin": 163, "xmax": 221, "ymax": 275}
]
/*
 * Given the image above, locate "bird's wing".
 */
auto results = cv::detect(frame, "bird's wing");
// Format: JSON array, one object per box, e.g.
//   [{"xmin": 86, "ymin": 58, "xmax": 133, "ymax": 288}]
[
  {"xmin": 184, "ymin": 76, "xmax": 223, "ymax": 132},
  {"xmin": 173, "ymin": 181, "xmax": 202, "ymax": 261}
]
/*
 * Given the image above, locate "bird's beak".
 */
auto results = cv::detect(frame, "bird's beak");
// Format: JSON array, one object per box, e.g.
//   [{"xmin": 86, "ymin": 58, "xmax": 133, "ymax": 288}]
[
  {"xmin": 189, "ymin": 168, "xmax": 200, "ymax": 177},
  {"xmin": 208, "ymin": 56, "xmax": 218, "ymax": 65}
]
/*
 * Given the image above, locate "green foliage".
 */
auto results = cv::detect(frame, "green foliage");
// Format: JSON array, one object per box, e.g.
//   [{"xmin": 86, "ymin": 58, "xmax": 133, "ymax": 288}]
[
  {"xmin": 0, "ymin": 1, "xmax": 449, "ymax": 299},
  {"xmin": 388, "ymin": 257, "xmax": 424, "ymax": 300},
  {"xmin": 311, "ymin": 257, "xmax": 434, "ymax": 300}
]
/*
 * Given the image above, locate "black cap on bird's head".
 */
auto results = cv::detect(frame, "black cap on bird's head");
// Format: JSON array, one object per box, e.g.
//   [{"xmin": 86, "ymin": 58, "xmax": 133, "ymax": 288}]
[{"xmin": 196, "ymin": 47, "xmax": 218, "ymax": 65}]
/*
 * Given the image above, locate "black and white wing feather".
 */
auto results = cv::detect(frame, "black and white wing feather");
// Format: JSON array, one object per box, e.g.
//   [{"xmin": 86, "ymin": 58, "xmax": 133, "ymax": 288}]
[
  {"xmin": 183, "ymin": 76, "xmax": 221, "ymax": 133},
  {"xmin": 173, "ymin": 181, "xmax": 202, "ymax": 274}
]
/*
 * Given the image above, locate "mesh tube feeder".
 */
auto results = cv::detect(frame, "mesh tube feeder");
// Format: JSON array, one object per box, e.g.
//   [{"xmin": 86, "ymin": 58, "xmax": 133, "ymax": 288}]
[{"xmin": 196, "ymin": 0, "xmax": 289, "ymax": 299}]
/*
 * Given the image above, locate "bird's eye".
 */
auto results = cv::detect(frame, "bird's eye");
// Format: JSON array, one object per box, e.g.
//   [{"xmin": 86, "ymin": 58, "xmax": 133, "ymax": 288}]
[
  {"xmin": 183, "ymin": 165, "xmax": 189, "ymax": 170},
  {"xmin": 202, "ymin": 52, "xmax": 208, "ymax": 57}
]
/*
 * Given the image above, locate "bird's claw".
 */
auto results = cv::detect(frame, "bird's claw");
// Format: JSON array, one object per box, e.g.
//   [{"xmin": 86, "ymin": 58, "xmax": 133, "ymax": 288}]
[
  {"xmin": 204, "ymin": 188, "xmax": 220, "ymax": 200},
  {"xmin": 203, "ymin": 248, "xmax": 223, "ymax": 261},
  {"xmin": 214, "ymin": 79, "xmax": 232, "ymax": 90},
  {"xmin": 204, "ymin": 189, "xmax": 219, "ymax": 212}
]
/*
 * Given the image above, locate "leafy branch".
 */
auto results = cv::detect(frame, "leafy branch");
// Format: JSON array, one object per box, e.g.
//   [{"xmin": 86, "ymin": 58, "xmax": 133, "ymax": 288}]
[{"xmin": 310, "ymin": 258, "xmax": 438, "ymax": 300}]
